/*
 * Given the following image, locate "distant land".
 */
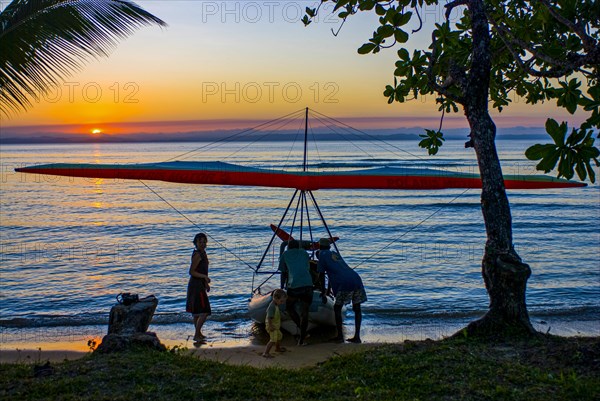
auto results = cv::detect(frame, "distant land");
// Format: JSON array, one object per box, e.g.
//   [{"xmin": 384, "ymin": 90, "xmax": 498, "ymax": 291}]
[{"xmin": 0, "ymin": 126, "xmax": 552, "ymax": 144}]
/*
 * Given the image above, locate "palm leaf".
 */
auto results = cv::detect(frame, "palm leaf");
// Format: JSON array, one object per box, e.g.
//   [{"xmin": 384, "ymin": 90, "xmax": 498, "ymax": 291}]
[{"xmin": 0, "ymin": 0, "xmax": 166, "ymax": 117}]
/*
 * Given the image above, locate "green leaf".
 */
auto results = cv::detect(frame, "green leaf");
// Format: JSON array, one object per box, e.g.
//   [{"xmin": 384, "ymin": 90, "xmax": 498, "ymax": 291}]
[
  {"xmin": 575, "ymin": 161, "xmax": 587, "ymax": 181},
  {"xmin": 333, "ymin": 0, "xmax": 351, "ymax": 12},
  {"xmin": 536, "ymin": 149, "xmax": 561, "ymax": 173},
  {"xmin": 357, "ymin": 43, "xmax": 377, "ymax": 54},
  {"xmin": 397, "ymin": 48, "xmax": 409, "ymax": 61},
  {"xmin": 395, "ymin": 11, "xmax": 412, "ymax": 26},
  {"xmin": 585, "ymin": 162, "xmax": 596, "ymax": 183},
  {"xmin": 557, "ymin": 151, "xmax": 575, "ymax": 179},
  {"xmin": 545, "ymin": 119, "xmax": 566, "ymax": 146},
  {"xmin": 378, "ymin": 25, "xmax": 395, "ymax": 38},
  {"xmin": 555, "ymin": 79, "xmax": 582, "ymax": 114},
  {"xmin": 525, "ymin": 144, "xmax": 554, "ymax": 160},
  {"xmin": 418, "ymin": 129, "xmax": 445, "ymax": 155},
  {"xmin": 394, "ymin": 29, "xmax": 409, "ymax": 43}
]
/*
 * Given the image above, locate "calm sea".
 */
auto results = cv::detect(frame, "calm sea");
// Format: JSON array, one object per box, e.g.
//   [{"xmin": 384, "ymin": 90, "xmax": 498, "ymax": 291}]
[{"xmin": 1, "ymin": 139, "xmax": 599, "ymax": 348}]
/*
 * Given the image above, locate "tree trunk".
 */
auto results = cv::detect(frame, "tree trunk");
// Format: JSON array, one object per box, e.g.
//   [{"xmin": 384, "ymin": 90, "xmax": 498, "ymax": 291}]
[
  {"xmin": 464, "ymin": 110, "xmax": 536, "ymax": 338},
  {"xmin": 458, "ymin": 0, "xmax": 536, "ymax": 338}
]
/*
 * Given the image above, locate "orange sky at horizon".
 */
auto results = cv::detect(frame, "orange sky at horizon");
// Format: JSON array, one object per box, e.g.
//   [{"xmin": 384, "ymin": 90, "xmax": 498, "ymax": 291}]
[
  {"xmin": 2, "ymin": 111, "xmax": 590, "ymax": 138},
  {"xmin": 0, "ymin": 2, "xmax": 590, "ymax": 137}
]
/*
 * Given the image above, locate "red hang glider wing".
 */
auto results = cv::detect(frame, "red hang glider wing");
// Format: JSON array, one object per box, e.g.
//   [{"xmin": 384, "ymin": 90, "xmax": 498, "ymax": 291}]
[{"xmin": 15, "ymin": 161, "xmax": 586, "ymax": 190}]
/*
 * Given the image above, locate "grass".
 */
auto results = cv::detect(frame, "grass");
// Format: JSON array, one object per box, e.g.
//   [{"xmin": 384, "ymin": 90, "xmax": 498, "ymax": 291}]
[{"xmin": 1, "ymin": 335, "xmax": 598, "ymax": 401}]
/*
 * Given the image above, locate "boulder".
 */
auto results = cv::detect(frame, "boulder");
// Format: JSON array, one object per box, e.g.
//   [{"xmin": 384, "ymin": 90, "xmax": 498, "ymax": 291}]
[
  {"xmin": 108, "ymin": 295, "xmax": 158, "ymax": 335},
  {"xmin": 95, "ymin": 295, "xmax": 166, "ymax": 354},
  {"xmin": 95, "ymin": 332, "xmax": 166, "ymax": 354}
]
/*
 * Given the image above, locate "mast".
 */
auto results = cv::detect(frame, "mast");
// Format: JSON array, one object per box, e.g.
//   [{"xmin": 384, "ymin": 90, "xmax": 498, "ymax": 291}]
[
  {"xmin": 300, "ymin": 107, "xmax": 309, "ymax": 241},
  {"xmin": 303, "ymin": 107, "xmax": 308, "ymax": 172}
]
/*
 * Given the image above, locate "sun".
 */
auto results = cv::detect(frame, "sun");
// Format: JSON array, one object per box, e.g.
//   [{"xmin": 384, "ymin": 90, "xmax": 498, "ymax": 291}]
[{"xmin": 91, "ymin": 128, "xmax": 102, "ymax": 135}]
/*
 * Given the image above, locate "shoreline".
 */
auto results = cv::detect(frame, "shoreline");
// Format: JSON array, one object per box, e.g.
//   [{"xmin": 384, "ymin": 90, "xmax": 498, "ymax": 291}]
[
  {"xmin": 0, "ymin": 331, "xmax": 381, "ymax": 368},
  {"xmin": 1, "ymin": 316, "xmax": 598, "ymax": 367}
]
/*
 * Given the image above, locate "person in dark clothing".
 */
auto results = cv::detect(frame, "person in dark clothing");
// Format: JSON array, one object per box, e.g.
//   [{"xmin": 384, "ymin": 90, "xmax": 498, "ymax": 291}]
[
  {"xmin": 317, "ymin": 238, "xmax": 367, "ymax": 343},
  {"xmin": 186, "ymin": 233, "xmax": 211, "ymax": 342},
  {"xmin": 279, "ymin": 239, "xmax": 313, "ymax": 346}
]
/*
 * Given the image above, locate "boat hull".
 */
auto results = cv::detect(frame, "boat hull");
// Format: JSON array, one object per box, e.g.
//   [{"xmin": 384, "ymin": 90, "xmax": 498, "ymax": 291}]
[{"xmin": 248, "ymin": 290, "xmax": 338, "ymax": 335}]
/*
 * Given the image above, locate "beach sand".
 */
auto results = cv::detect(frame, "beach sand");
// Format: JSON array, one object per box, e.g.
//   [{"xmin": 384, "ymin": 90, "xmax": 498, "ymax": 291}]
[
  {"xmin": 186, "ymin": 340, "xmax": 376, "ymax": 369},
  {"xmin": 0, "ymin": 336, "xmax": 376, "ymax": 369},
  {"xmin": 0, "ymin": 349, "xmax": 88, "ymax": 364},
  {"xmin": 1, "ymin": 316, "xmax": 596, "ymax": 368}
]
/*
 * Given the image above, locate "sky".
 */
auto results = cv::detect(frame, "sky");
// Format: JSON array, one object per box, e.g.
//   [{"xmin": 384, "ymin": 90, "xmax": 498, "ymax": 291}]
[{"xmin": 0, "ymin": 1, "xmax": 589, "ymax": 137}]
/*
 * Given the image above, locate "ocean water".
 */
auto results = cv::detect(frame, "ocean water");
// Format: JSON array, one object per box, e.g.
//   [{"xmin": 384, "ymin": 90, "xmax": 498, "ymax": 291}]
[{"xmin": 1, "ymin": 138, "xmax": 599, "ymax": 348}]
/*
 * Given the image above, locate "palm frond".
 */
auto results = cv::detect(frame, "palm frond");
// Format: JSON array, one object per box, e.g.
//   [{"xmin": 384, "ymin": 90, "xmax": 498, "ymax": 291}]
[{"xmin": 0, "ymin": 0, "xmax": 167, "ymax": 117}]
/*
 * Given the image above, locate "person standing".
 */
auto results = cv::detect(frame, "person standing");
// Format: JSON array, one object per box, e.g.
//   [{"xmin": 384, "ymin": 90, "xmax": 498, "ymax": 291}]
[
  {"xmin": 262, "ymin": 289, "xmax": 288, "ymax": 358},
  {"xmin": 317, "ymin": 238, "xmax": 367, "ymax": 343},
  {"xmin": 279, "ymin": 239, "xmax": 313, "ymax": 346},
  {"xmin": 186, "ymin": 233, "xmax": 211, "ymax": 343}
]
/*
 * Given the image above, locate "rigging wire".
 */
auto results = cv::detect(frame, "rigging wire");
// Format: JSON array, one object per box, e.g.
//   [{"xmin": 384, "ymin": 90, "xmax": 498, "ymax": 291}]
[
  {"xmin": 311, "ymin": 113, "xmax": 378, "ymax": 161},
  {"xmin": 352, "ymin": 188, "xmax": 473, "ymax": 269},
  {"xmin": 310, "ymin": 108, "xmax": 430, "ymax": 163},
  {"xmin": 222, "ymin": 113, "xmax": 306, "ymax": 162},
  {"xmin": 162, "ymin": 108, "xmax": 306, "ymax": 162},
  {"xmin": 307, "ymin": 116, "xmax": 323, "ymax": 168},
  {"xmin": 282, "ymin": 115, "xmax": 307, "ymax": 170},
  {"xmin": 138, "ymin": 180, "xmax": 255, "ymax": 271}
]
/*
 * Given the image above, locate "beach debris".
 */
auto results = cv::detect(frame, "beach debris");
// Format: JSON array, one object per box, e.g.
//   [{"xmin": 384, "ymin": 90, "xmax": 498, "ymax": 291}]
[{"xmin": 95, "ymin": 295, "xmax": 166, "ymax": 354}]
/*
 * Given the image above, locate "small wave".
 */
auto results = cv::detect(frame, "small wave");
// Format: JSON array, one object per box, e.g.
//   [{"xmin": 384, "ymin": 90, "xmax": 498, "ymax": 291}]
[
  {"xmin": 0, "ymin": 309, "xmax": 251, "ymax": 329},
  {"xmin": 151, "ymin": 311, "xmax": 250, "ymax": 325},
  {"xmin": 363, "ymin": 307, "xmax": 487, "ymax": 320},
  {"xmin": 2, "ymin": 305, "xmax": 598, "ymax": 329},
  {"xmin": 0, "ymin": 313, "xmax": 110, "ymax": 328},
  {"xmin": 528, "ymin": 305, "xmax": 600, "ymax": 319},
  {"xmin": 363, "ymin": 305, "xmax": 600, "ymax": 322}
]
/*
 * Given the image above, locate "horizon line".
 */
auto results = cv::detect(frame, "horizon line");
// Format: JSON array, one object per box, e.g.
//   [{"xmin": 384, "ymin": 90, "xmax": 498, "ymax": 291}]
[{"xmin": 1, "ymin": 114, "xmax": 557, "ymax": 137}]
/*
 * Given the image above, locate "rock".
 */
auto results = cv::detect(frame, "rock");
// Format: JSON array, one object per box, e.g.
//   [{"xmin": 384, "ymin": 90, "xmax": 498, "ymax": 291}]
[
  {"xmin": 95, "ymin": 295, "xmax": 166, "ymax": 354},
  {"xmin": 107, "ymin": 295, "xmax": 158, "ymax": 335},
  {"xmin": 95, "ymin": 332, "xmax": 166, "ymax": 354}
]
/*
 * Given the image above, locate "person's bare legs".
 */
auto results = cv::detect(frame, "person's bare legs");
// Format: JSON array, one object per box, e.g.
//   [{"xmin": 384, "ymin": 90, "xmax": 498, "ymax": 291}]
[
  {"xmin": 298, "ymin": 301, "xmax": 310, "ymax": 345},
  {"xmin": 329, "ymin": 303, "xmax": 344, "ymax": 342},
  {"xmin": 286, "ymin": 298, "xmax": 302, "ymax": 335},
  {"xmin": 194, "ymin": 313, "xmax": 208, "ymax": 341},
  {"xmin": 262, "ymin": 341, "xmax": 274, "ymax": 358},
  {"xmin": 346, "ymin": 303, "xmax": 362, "ymax": 343}
]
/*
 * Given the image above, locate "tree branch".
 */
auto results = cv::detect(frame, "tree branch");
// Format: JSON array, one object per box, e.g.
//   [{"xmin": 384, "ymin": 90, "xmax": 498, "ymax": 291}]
[
  {"xmin": 444, "ymin": 0, "xmax": 468, "ymax": 21},
  {"xmin": 426, "ymin": 30, "xmax": 466, "ymax": 104},
  {"xmin": 488, "ymin": 13, "xmax": 570, "ymax": 68},
  {"xmin": 467, "ymin": 0, "xmax": 492, "ymax": 110},
  {"xmin": 536, "ymin": 0, "xmax": 597, "ymax": 52},
  {"xmin": 488, "ymin": 14, "xmax": 597, "ymax": 78}
]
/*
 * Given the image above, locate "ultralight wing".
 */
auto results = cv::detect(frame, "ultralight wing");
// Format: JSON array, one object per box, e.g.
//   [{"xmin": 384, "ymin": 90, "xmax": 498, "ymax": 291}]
[{"xmin": 15, "ymin": 161, "xmax": 586, "ymax": 190}]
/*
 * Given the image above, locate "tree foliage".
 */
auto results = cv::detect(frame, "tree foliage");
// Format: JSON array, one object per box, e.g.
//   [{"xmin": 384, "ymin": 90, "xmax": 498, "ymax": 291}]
[
  {"xmin": 304, "ymin": 0, "xmax": 599, "ymax": 182},
  {"xmin": 0, "ymin": 0, "xmax": 166, "ymax": 117}
]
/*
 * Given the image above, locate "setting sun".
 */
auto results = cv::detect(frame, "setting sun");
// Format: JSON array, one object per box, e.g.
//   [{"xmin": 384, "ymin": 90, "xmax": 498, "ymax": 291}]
[{"xmin": 91, "ymin": 129, "xmax": 102, "ymax": 135}]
